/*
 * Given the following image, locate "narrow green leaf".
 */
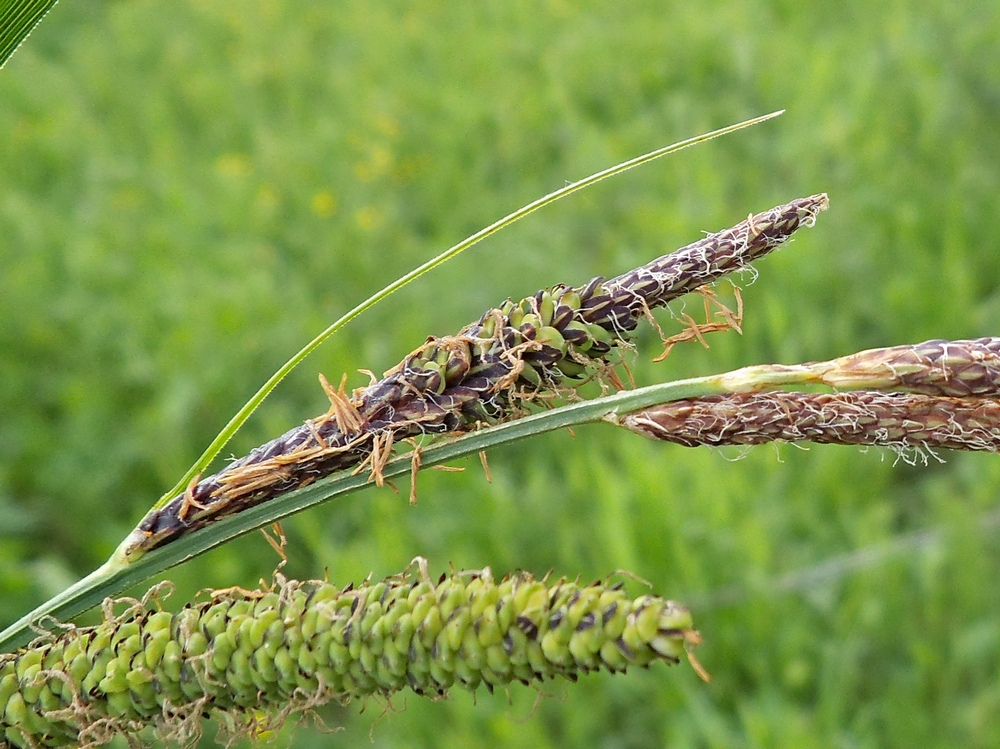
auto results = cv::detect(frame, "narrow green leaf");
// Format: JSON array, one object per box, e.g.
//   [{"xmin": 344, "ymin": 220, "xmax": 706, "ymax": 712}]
[
  {"xmin": 0, "ymin": 0, "xmax": 59, "ymax": 68},
  {"xmin": 0, "ymin": 114, "xmax": 789, "ymax": 652},
  {"xmin": 0, "ymin": 360, "xmax": 818, "ymax": 653}
]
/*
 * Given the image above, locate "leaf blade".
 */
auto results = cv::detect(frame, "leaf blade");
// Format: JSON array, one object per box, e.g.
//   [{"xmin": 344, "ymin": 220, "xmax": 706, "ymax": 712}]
[{"xmin": 0, "ymin": 0, "xmax": 60, "ymax": 69}]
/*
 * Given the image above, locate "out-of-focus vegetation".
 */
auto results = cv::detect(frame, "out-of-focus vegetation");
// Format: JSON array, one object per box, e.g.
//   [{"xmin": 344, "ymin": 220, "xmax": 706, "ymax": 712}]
[{"xmin": 1, "ymin": 1, "xmax": 999, "ymax": 746}]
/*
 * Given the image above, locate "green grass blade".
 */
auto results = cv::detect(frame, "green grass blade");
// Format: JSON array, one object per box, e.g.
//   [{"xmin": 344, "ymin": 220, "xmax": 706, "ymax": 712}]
[
  {"xmin": 0, "ymin": 0, "xmax": 59, "ymax": 68},
  {"xmin": 0, "ymin": 359, "xmax": 816, "ymax": 653},
  {"xmin": 154, "ymin": 111, "xmax": 784, "ymax": 511}
]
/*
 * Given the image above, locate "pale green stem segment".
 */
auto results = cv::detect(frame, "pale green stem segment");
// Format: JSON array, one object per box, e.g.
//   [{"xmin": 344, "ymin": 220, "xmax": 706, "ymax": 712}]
[
  {"xmin": 0, "ymin": 0, "xmax": 59, "ymax": 68},
  {"xmin": 0, "ymin": 360, "xmax": 820, "ymax": 653},
  {"xmin": 152, "ymin": 112, "xmax": 784, "ymax": 513}
]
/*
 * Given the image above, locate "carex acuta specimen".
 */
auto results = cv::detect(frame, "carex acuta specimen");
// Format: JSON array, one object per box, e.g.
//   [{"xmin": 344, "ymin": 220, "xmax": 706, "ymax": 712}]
[
  {"xmin": 624, "ymin": 337, "xmax": 1000, "ymax": 460},
  {"xmin": 123, "ymin": 194, "xmax": 829, "ymax": 557}
]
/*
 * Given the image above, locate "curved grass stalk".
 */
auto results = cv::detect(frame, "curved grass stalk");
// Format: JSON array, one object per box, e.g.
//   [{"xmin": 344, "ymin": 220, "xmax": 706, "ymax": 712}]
[
  {"xmin": 152, "ymin": 112, "xmax": 784, "ymax": 512},
  {"xmin": 0, "ymin": 116, "xmax": 790, "ymax": 653}
]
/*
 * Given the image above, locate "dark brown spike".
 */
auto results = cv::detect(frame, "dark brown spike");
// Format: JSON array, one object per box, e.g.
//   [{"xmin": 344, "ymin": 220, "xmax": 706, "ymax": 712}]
[
  {"xmin": 624, "ymin": 390, "xmax": 1000, "ymax": 458},
  {"xmin": 126, "ymin": 195, "xmax": 828, "ymax": 557}
]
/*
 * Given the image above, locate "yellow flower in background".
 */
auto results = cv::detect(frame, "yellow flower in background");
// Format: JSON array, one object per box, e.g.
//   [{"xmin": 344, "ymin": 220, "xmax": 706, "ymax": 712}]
[
  {"xmin": 215, "ymin": 153, "xmax": 253, "ymax": 178},
  {"xmin": 310, "ymin": 191, "xmax": 338, "ymax": 218},
  {"xmin": 353, "ymin": 205, "xmax": 383, "ymax": 231}
]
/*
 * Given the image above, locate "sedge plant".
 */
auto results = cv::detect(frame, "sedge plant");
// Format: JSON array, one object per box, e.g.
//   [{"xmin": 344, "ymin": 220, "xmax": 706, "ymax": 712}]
[
  {"xmin": 3, "ymin": 103, "xmax": 999, "ymax": 747},
  {"xmin": 0, "ymin": 116, "xmax": 790, "ymax": 746}
]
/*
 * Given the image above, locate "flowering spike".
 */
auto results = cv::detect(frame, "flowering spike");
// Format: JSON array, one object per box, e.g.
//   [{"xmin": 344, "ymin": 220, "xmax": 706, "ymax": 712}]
[
  {"xmin": 125, "ymin": 195, "xmax": 828, "ymax": 556},
  {"xmin": 811, "ymin": 338, "xmax": 1000, "ymax": 396},
  {"xmin": 624, "ymin": 390, "xmax": 1000, "ymax": 460},
  {"xmin": 0, "ymin": 565, "xmax": 697, "ymax": 748}
]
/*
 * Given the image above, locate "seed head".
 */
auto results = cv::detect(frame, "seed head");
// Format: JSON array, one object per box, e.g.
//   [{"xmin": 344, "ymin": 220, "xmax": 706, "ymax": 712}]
[
  {"xmin": 0, "ymin": 564, "xmax": 697, "ymax": 748},
  {"xmin": 127, "ymin": 195, "xmax": 828, "ymax": 556},
  {"xmin": 624, "ymin": 390, "xmax": 1000, "ymax": 460},
  {"xmin": 810, "ymin": 338, "xmax": 1000, "ymax": 396}
]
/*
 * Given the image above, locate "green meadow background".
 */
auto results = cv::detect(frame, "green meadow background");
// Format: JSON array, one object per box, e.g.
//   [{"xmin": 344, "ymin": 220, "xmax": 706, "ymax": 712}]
[{"xmin": 2, "ymin": 1, "xmax": 999, "ymax": 746}]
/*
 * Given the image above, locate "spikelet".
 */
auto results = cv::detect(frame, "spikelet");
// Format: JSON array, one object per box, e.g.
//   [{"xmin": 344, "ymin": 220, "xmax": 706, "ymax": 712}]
[
  {"xmin": 0, "ymin": 563, "xmax": 697, "ymax": 748},
  {"xmin": 623, "ymin": 390, "xmax": 1000, "ymax": 459},
  {"xmin": 127, "ymin": 194, "xmax": 828, "ymax": 556},
  {"xmin": 804, "ymin": 338, "xmax": 1000, "ymax": 396}
]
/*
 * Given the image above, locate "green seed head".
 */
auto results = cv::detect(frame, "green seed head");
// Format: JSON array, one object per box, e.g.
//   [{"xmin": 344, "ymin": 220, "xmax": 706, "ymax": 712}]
[{"xmin": 0, "ymin": 563, "xmax": 698, "ymax": 747}]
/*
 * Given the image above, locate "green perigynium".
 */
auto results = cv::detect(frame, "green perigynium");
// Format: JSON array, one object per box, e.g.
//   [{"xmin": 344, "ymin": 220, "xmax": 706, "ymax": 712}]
[{"xmin": 0, "ymin": 562, "xmax": 698, "ymax": 748}]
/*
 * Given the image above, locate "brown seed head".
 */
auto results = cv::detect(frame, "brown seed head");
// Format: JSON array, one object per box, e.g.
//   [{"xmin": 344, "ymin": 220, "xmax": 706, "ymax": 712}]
[{"xmin": 624, "ymin": 390, "xmax": 1000, "ymax": 460}]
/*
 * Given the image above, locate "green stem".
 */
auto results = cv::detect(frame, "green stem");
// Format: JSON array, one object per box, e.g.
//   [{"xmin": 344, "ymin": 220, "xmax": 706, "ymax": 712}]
[{"xmin": 0, "ymin": 114, "xmax": 788, "ymax": 654}]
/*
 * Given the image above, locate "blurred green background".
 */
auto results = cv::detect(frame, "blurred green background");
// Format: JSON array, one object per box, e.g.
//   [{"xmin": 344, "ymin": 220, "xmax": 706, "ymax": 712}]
[{"xmin": 2, "ymin": 1, "xmax": 1000, "ymax": 746}]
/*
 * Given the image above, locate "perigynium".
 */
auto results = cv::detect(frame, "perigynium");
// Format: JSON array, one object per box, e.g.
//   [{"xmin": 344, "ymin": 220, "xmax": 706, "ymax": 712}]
[{"xmin": 0, "ymin": 561, "xmax": 699, "ymax": 748}]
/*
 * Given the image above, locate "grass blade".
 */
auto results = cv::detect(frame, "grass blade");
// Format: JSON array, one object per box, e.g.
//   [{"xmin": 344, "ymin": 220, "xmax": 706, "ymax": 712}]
[
  {"xmin": 0, "ymin": 114, "xmax": 790, "ymax": 651},
  {"xmin": 0, "ymin": 0, "xmax": 60, "ymax": 68}
]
